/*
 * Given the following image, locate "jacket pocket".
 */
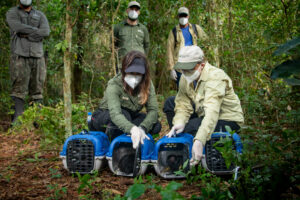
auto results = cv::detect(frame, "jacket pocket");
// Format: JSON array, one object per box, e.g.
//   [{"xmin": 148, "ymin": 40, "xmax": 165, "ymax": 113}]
[
  {"xmin": 119, "ymin": 30, "xmax": 128, "ymax": 44},
  {"xmin": 38, "ymin": 57, "xmax": 46, "ymax": 84},
  {"xmin": 30, "ymin": 15, "xmax": 40, "ymax": 27},
  {"xmin": 10, "ymin": 55, "xmax": 19, "ymax": 83},
  {"xmin": 135, "ymin": 29, "xmax": 144, "ymax": 45}
]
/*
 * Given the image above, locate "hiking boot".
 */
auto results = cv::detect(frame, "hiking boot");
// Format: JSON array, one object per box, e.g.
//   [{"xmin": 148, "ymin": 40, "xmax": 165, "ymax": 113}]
[{"xmin": 11, "ymin": 96, "xmax": 24, "ymax": 125}]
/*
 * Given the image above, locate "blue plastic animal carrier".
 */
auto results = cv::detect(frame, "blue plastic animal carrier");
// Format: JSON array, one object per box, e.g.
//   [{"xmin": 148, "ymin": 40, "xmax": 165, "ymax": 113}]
[
  {"xmin": 60, "ymin": 130, "xmax": 110, "ymax": 174},
  {"xmin": 201, "ymin": 132, "xmax": 243, "ymax": 175},
  {"xmin": 106, "ymin": 133, "xmax": 155, "ymax": 177},
  {"xmin": 151, "ymin": 133, "xmax": 194, "ymax": 179}
]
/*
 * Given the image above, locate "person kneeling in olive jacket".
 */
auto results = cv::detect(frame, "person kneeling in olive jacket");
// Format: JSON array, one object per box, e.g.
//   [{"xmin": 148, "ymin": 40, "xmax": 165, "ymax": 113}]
[{"xmin": 89, "ymin": 51, "xmax": 161, "ymax": 149}]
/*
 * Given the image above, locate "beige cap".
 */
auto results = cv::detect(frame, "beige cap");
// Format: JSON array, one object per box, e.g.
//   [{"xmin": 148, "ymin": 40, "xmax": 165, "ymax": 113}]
[
  {"xmin": 174, "ymin": 46, "xmax": 204, "ymax": 70},
  {"xmin": 178, "ymin": 7, "xmax": 189, "ymax": 15},
  {"xmin": 128, "ymin": 1, "xmax": 141, "ymax": 9}
]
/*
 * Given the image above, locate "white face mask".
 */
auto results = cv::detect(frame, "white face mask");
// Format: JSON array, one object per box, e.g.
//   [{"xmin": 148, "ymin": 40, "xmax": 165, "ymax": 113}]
[
  {"xmin": 128, "ymin": 10, "xmax": 139, "ymax": 20},
  {"xmin": 182, "ymin": 69, "xmax": 200, "ymax": 84},
  {"xmin": 179, "ymin": 17, "xmax": 188, "ymax": 26},
  {"xmin": 124, "ymin": 74, "xmax": 142, "ymax": 89}
]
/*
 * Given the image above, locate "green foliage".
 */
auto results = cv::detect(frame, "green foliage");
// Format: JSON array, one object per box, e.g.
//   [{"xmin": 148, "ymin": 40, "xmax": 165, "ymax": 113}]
[
  {"xmin": 271, "ymin": 59, "xmax": 300, "ymax": 83},
  {"xmin": 46, "ymin": 184, "xmax": 67, "ymax": 200},
  {"xmin": 214, "ymin": 137, "xmax": 235, "ymax": 169},
  {"xmin": 10, "ymin": 96, "xmax": 93, "ymax": 148},
  {"xmin": 270, "ymin": 37, "xmax": 300, "ymax": 85},
  {"xmin": 76, "ymin": 171, "xmax": 98, "ymax": 194},
  {"xmin": 158, "ymin": 181, "xmax": 184, "ymax": 200},
  {"xmin": 116, "ymin": 175, "xmax": 184, "ymax": 200},
  {"xmin": 273, "ymin": 37, "xmax": 300, "ymax": 56},
  {"xmin": 26, "ymin": 152, "xmax": 44, "ymax": 163},
  {"xmin": 124, "ymin": 183, "xmax": 146, "ymax": 200},
  {"xmin": 49, "ymin": 168, "xmax": 62, "ymax": 179}
]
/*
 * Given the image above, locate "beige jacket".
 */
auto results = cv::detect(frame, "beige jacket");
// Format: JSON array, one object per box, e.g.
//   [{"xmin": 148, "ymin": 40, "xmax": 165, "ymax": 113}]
[
  {"xmin": 173, "ymin": 63, "xmax": 244, "ymax": 145},
  {"xmin": 167, "ymin": 23, "xmax": 208, "ymax": 70}
]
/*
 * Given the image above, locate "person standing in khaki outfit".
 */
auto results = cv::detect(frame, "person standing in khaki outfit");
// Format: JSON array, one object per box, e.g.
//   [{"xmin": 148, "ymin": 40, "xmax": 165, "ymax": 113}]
[
  {"xmin": 167, "ymin": 7, "xmax": 208, "ymax": 87},
  {"xmin": 6, "ymin": 0, "xmax": 50, "ymax": 123},
  {"xmin": 163, "ymin": 46, "xmax": 244, "ymax": 166}
]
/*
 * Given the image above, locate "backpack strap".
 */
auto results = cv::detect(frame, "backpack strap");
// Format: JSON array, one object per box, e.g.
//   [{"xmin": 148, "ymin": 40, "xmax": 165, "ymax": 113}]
[
  {"xmin": 172, "ymin": 27, "xmax": 177, "ymax": 48},
  {"xmin": 173, "ymin": 24, "xmax": 198, "ymax": 48},
  {"xmin": 192, "ymin": 24, "xmax": 198, "ymax": 38}
]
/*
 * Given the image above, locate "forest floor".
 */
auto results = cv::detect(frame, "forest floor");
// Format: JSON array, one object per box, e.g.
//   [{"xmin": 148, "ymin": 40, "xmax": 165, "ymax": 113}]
[{"xmin": 0, "ymin": 119, "xmax": 203, "ymax": 200}]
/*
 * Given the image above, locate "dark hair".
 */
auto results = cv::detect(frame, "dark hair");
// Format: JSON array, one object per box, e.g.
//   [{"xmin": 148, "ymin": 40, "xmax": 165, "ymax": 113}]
[{"xmin": 121, "ymin": 51, "xmax": 151, "ymax": 105}]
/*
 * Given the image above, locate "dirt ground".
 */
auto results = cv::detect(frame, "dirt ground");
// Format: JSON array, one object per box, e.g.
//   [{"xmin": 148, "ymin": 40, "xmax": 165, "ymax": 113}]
[{"xmin": 0, "ymin": 124, "xmax": 202, "ymax": 200}]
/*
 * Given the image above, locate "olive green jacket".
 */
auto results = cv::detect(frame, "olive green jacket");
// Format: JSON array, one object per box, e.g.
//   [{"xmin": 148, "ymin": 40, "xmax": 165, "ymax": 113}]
[
  {"xmin": 99, "ymin": 74, "xmax": 158, "ymax": 133},
  {"xmin": 6, "ymin": 6, "xmax": 50, "ymax": 58},
  {"xmin": 167, "ymin": 23, "xmax": 208, "ymax": 70},
  {"xmin": 114, "ymin": 20, "xmax": 150, "ymax": 61},
  {"xmin": 173, "ymin": 63, "xmax": 244, "ymax": 145}
]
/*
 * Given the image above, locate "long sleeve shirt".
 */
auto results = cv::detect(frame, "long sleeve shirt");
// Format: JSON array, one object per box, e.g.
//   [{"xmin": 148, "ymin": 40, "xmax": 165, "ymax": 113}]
[
  {"xmin": 173, "ymin": 63, "xmax": 244, "ymax": 145},
  {"xmin": 6, "ymin": 6, "xmax": 50, "ymax": 58},
  {"xmin": 114, "ymin": 21, "xmax": 150, "ymax": 60},
  {"xmin": 167, "ymin": 23, "xmax": 208, "ymax": 70},
  {"xmin": 99, "ymin": 74, "xmax": 158, "ymax": 133}
]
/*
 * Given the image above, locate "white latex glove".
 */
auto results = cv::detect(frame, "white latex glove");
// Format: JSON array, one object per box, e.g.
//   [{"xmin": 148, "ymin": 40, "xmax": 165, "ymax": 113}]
[
  {"xmin": 130, "ymin": 126, "xmax": 150, "ymax": 149},
  {"xmin": 138, "ymin": 126, "xmax": 150, "ymax": 145},
  {"xmin": 166, "ymin": 124, "xmax": 185, "ymax": 138},
  {"xmin": 170, "ymin": 69, "xmax": 177, "ymax": 81},
  {"xmin": 190, "ymin": 140, "xmax": 204, "ymax": 166}
]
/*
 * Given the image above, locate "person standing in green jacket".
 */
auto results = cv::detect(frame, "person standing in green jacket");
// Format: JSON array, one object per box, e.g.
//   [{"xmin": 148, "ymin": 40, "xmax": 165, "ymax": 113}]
[
  {"xmin": 6, "ymin": 0, "xmax": 50, "ymax": 123},
  {"xmin": 89, "ymin": 51, "xmax": 161, "ymax": 149},
  {"xmin": 113, "ymin": 1, "xmax": 150, "ymax": 73}
]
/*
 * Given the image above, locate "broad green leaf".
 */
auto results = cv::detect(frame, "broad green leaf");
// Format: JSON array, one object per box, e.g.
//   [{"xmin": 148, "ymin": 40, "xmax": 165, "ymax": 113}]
[
  {"xmin": 165, "ymin": 181, "xmax": 183, "ymax": 191},
  {"xmin": 160, "ymin": 190, "xmax": 184, "ymax": 200},
  {"xmin": 125, "ymin": 184, "xmax": 146, "ymax": 200},
  {"xmin": 273, "ymin": 37, "xmax": 300, "ymax": 56},
  {"xmin": 270, "ymin": 59, "xmax": 300, "ymax": 79},
  {"xmin": 283, "ymin": 78, "xmax": 300, "ymax": 86},
  {"xmin": 182, "ymin": 159, "xmax": 189, "ymax": 170}
]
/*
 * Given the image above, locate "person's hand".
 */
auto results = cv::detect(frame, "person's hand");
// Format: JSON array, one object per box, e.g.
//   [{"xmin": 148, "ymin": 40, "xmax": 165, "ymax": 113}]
[
  {"xmin": 166, "ymin": 124, "xmax": 185, "ymax": 138},
  {"xmin": 17, "ymin": 33, "xmax": 28, "ymax": 38},
  {"xmin": 170, "ymin": 69, "xmax": 177, "ymax": 81},
  {"xmin": 190, "ymin": 140, "xmax": 203, "ymax": 166},
  {"xmin": 130, "ymin": 126, "xmax": 150, "ymax": 149}
]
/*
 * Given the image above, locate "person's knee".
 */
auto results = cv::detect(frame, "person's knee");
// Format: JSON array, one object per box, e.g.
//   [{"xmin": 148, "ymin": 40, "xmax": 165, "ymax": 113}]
[
  {"xmin": 121, "ymin": 109, "xmax": 132, "ymax": 121},
  {"xmin": 163, "ymin": 96, "xmax": 176, "ymax": 113},
  {"xmin": 151, "ymin": 121, "xmax": 162, "ymax": 135}
]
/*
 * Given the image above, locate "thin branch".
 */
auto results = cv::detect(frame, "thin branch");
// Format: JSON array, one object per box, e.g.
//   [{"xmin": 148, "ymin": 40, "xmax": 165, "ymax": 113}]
[
  {"xmin": 71, "ymin": 9, "xmax": 79, "ymax": 28},
  {"xmin": 111, "ymin": 0, "xmax": 121, "ymax": 76}
]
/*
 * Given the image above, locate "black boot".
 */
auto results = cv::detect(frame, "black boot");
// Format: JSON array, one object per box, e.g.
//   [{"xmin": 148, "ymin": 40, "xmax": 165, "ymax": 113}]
[{"xmin": 12, "ymin": 97, "xmax": 24, "ymax": 124}]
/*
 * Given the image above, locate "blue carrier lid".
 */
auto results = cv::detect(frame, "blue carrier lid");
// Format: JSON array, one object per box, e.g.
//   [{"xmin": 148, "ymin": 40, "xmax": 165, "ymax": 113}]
[
  {"xmin": 106, "ymin": 133, "xmax": 155, "ymax": 161},
  {"xmin": 151, "ymin": 133, "xmax": 194, "ymax": 161},
  {"xmin": 203, "ymin": 132, "xmax": 243, "ymax": 154},
  {"xmin": 60, "ymin": 130, "xmax": 110, "ymax": 156}
]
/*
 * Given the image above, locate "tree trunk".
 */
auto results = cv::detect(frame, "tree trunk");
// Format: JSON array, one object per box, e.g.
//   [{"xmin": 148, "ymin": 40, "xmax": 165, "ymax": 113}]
[
  {"xmin": 207, "ymin": 0, "xmax": 220, "ymax": 68},
  {"xmin": 227, "ymin": 0, "xmax": 234, "ymax": 74},
  {"xmin": 72, "ymin": 4, "xmax": 85, "ymax": 102},
  {"xmin": 111, "ymin": 0, "xmax": 121, "ymax": 76},
  {"xmin": 63, "ymin": 0, "xmax": 73, "ymax": 139}
]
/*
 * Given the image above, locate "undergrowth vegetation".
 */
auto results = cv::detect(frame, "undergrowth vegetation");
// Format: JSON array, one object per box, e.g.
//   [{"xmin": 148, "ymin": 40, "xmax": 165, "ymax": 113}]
[{"xmin": 8, "ymin": 85, "xmax": 299, "ymax": 199}]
